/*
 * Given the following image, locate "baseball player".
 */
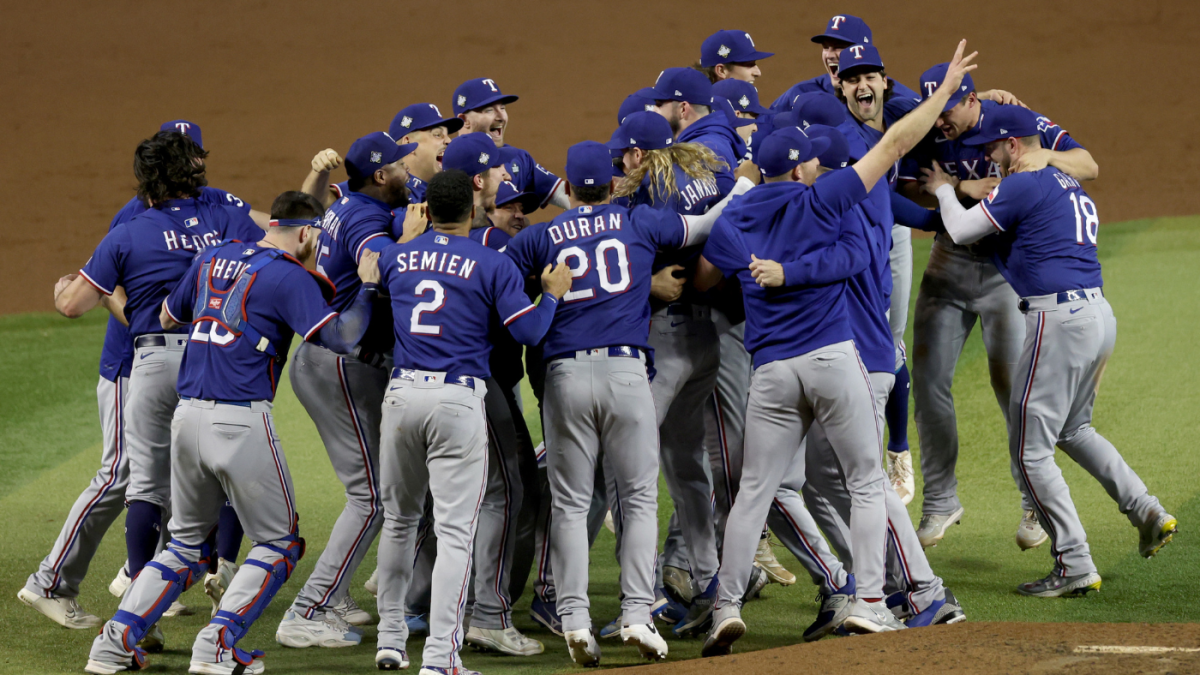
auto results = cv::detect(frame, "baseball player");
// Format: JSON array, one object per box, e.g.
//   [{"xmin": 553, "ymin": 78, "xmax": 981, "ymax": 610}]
[
  {"xmin": 21, "ymin": 120, "xmax": 251, "ymax": 629},
  {"xmin": 901, "ymin": 64, "xmax": 1099, "ymax": 549},
  {"xmin": 695, "ymin": 29, "xmax": 772, "ymax": 84},
  {"xmin": 84, "ymin": 190, "xmax": 379, "ymax": 675},
  {"xmin": 652, "ymin": 67, "xmax": 740, "ymax": 187},
  {"xmin": 922, "ymin": 104, "xmax": 1176, "ymax": 596},
  {"xmin": 693, "ymin": 41, "xmax": 976, "ymax": 656},
  {"xmin": 276, "ymin": 133, "xmax": 424, "ymax": 646},
  {"xmin": 372, "ymin": 169, "xmax": 570, "ymax": 673},
  {"xmin": 51, "ymin": 130, "xmax": 263, "ymax": 650},
  {"xmin": 451, "ymin": 77, "xmax": 570, "ymax": 211},
  {"xmin": 490, "ymin": 181, "xmax": 540, "ymax": 237}
]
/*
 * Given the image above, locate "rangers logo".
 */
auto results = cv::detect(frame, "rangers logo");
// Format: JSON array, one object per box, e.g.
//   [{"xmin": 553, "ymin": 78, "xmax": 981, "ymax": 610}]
[
  {"xmin": 848, "ymin": 45, "xmax": 865, "ymax": 59},
  {"xmin": 400, "ymin": 116, "xmax": 413, "ymax": 128},
  {"xmin": 738, "ymin": 95, "xmax": 750, "ymax": 109},
  {"xmin": 718, "ymin": 45, "xmax": 731, "ymax": 58},
  {"xmin": 370, "ymin": 151, "xmax": 383, "ymax": 163},
  {"xmin": 788, "ymin": 149, "xmax": 800, "ymax": 160},
  {"xmin": 434, "ymin": 234, "xmax": 449, "ymax": 245},
  {"xmin": 744, "ymin": 32, "xmax": 754, "ymax": 46},
  {"xmin": 184, "ymin": 217, "xmax": 199, "ymax": 228},
  {"xmin": 208, "ymin": 297, "xmax": 222, "ymax": 310},
  {"xmin": 175, "ymin": 122, "xmax": 191, "ymax": 134},
  {"xmin": 429, "ymin": 104, "xmax": 442, "ymax": 116},
  {"xmin": 831, "ymin": 15, "xmax": 846, "ymax": 30},
  {"xmin": 457, "ymin": 94, "xmax": 467, "ymax": 107},
  {"xmin": 479, "ymin": 152, "xmax": 490, "ymax": 164}
]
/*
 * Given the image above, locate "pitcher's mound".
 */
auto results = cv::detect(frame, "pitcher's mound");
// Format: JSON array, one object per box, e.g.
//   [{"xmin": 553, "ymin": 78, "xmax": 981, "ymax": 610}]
[{"xmin": 632, "ymin": 623, "xmax": 1200, "ymax": 675}]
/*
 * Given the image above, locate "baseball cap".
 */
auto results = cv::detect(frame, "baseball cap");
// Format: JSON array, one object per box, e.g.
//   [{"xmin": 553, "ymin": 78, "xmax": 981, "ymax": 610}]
[
  {"xmin": 452, "ymin": 78, "xmax": 519, "ymax": 115},
  {"xmin": 962, "ymin": 105, "xmax": 1040, "ymax": 146},
  {"xmin": 389, "ymin": 103, "xmax": 465, "ymax": 138},
  {"xmin": 713, "ymin": 96, "xmax": 756, "ymax": 129},
  {"xmin": 787, "ymin": 92, "xmax": 848, "ymax": 129},
  {"xmin": 161, "ymin": 120, "xmax": 203, "ymax": 148},
  {"xmin": 495, "ymin": 180, "xmax": 541, "ymax": 213},
  {"xmin": 618, "ymin": 90, "xmax": 659, "ymax": 124},
  {"xmin": 918, "ymin": 63, "xmax": 976, "ymax": 112},
  {"xmin": 712, "ymin": 79, "xmax": 770, "ymax": 116},
  {"xmin": 811, "ymin": 14, "xmax": 872, "ymax": 46},
  {"xmin": 651, "ymin": 67, "xmax": 714, "ymax": 106},
  {"xmin": 605, "ymin": 111, "xmax": 675, "ymax": 152},
  {"xmin": 757, "ymin": 127, "xmax": 830, "ymax": 178},
  {"xmin": 566, "ymin": 141, "xmax": 614, "ymax": 187},
  {"xmin": 837, "ymin": 44, "xmax": 885, "ymax": 79},
  {"xmin": 345, "ymin": 132, "xmax": 417, "ymax": 179},
  {"xmin": 441, "ymin": 132, "xmax": 506, "ymax": 176},
  {"xmin": 802, "ymin": 124, "xmax": 850, "ymax": 169},
  {"xmin": 700, "ymin": 30, "xmax": 774, "ymax": 67}
]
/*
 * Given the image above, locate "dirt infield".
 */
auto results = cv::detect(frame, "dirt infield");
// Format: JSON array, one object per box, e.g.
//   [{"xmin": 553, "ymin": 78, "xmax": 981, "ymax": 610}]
[
  {"xmin": 634, "ymin": 623, "xmax": 1200, "ymax": 675},
  {"xmin": 2, "ymin": 1, "xmax": 1197, "ymax": 315}
]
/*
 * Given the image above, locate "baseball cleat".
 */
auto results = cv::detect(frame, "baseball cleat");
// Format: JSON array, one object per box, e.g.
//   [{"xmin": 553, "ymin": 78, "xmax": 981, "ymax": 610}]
[
  {"xmin": 376, "ymin": 647, "xmax": 409, "ymax": 670},
  {"xmin": 603, "ymin": 509, "xmax": 616, "ymax": 534},
  {"xmin": 565, "ymin": 628, "xmax": 601, "ymax": 667},
  {"xmin": 621, "ymin": 623, "xmax": 668, "ymax": 661},
  {"xmin": 203, "ymin": 559, "xmax": 238, "ymax": 618},
  {"xmin": 754, "ymin": 534, "xmax": 796, "ymax": 585},
  {"xmin": 17, "ymin": 588, "xmax": 103, "ymax": 629},
  {"xmin": 598, "ymin": 615, "xmax": 623, "ymax": 639},
  {"xmin": 1016, "ymin": 570, "xmax": 1102, "ymax": 598},
  {"xmin": 653, "ymin": 587, "xmax": 687, "ymax": 624},
  {"xmin": 1139, "ymin": 511, "xmax": 1178, "ymax": 558},
  {"xmin": 1016, "ymin": 510, "xmax": 1049, "ymax": 550},
  {"xmin": 276, "ymin": 609, "xmax": 363, "ymax": 648},
  {"xmin": 365, "ymin": 568, "xmax": 379, "ymax": 597},
  {"xmin": 916, "ymin": 507, "xmax": 964, "ymax": 548},
  {"xmin": 189, "ymin": 655, "xmax": 265, "ymax": 674},
  {"xmin": 700, "ymin": 612, "xmax": 746, "ymax": 658},
  {"xmin": 885, "ymin": 590, "xmax": 914, "ymax": 621},
  {"xmin": 842, "ymin": 599, "xmax": 907, "ymax": 633},
  {"xmin": 662, "ymin": 565, "xmax": 695, "ymax": 605},
  {"xmin": 84, "ymin": 657, "xmax": 140, "ymax": 675},
  {"xmin": 138, "ymin": 623, "xmax": 165, "ymax": 653},
  {"xmin": 466, "ymin": 625, "xmax": 545, "ymax": 655},
  {"xmin": 405, "ymin": 613, "xmax": 430, "ymax": 636},
  {"xmin": 331, "ymin": 595, "xmax": 373, "ymax": 626},
  {"xmin": 529, "ymin": 597, "xmax": 563, "ymax": 636},
  {"xmin": 108, "ymin": 567, "xmax": 132, "ymax": 598},
  {"xmin": 803, "ymin": 575, "xmax": 855, "ymax": 642},
  {"xmin": 419, "ymin": 667, "xmax": 479, "ymax": 675},
  {"xmin": 674, "ymin": 576, "xmax": 717, "ymax": 637},
  {"xmin": 742, "ymin": 565, "xmax": 770, "ymax": 603},
  {"xmin": 934, "ymin": 588, "xmax": 967, "ymax": 625},
  {"xmin": 162, "ymin": 600, "xmax": 194, "ymax": 617},
  {"xmin": 887, "ymin": 450, "xmax": 916, "ymax": 506}
]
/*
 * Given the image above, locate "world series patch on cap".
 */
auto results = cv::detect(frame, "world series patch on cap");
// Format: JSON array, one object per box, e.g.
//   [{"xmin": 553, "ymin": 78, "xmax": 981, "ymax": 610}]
[
  {"xmin": 699, "ymin": 29, "xmax": 773, "ymax": 67},
  {"xmin": 389, "ymin": 103, "xmax": 465, "ymax": 138},
  {"xmin": 344, "ymin": 131, "xmax": 416, "ymax": 179},
  {"xmin": 442, "ymin": 132, "xmax": 506, "ymax": 176}
]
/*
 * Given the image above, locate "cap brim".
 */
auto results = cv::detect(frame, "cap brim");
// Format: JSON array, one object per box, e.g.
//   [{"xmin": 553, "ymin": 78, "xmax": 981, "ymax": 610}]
[
  {"xmin": 396, "ymin": 142, "xmax": 420, "ymax": 160},
  {"xmin": 417, "ymin": 117, "xmax": 465, "ymax": 134},
  {"xmin": 649, "ymin": 86, "xmax": 683, "ymax": 102},
  {"xmin": 605, "ymin": 130, "xmax": 631, "ymax": 151},
  {"xmin": 733, "ymin": 117, "xmax": 757, "ymax": 128},
  {"xmin": 468, "ymin": 94, "xmax": 519, "ymax": 111},
  {"xmin": 806, "ymin": 136, "xmax": 832, "ymax": 160},
  {"xmin": 744, "ymin": 50, "xmax": 774, "ymax": 61},
  {"xmin": 747, "ymin": 102, "xmax": 772, "ymax": 116},
  {"xmin": 961, "ymin": 134, "xmax": 997, "ymax": 147},
  {"xmin": 941, "ymin": 91, "xmax": 967, "ymax": 112},
  {"xmin": 837, "ymin": 64, "xmax": 883, "ymax": 79},
  {"xmin": 810, "ymin": 33, "xmax": 855, "ymax": 46}
]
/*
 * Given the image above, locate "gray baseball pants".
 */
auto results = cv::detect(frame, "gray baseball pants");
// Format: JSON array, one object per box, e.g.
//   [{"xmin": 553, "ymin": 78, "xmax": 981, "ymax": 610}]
[
  {"xmin": 376, "ymin": 373, "xmax": 489, "ymax": 670},
  {"xmin": 706, "ymin": 318, "xmax": 751, "ymax": 540},
  {"xmin": 125, "ymin": 336, "xmax": 187, "ymax": 509},
  {"xmin": 1010, "ymin": 291, "xmax": 1163, "ymax": 575},
  {"xmin": 889, "ymin": 224, "xmax": 912, "ymax": 349}
]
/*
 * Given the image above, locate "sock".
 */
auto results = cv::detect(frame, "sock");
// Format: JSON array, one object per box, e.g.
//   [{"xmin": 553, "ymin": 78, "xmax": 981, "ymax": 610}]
[
  {"xmin": 217, "ymin": 502, "xmax": 245, "ymax": 564},
  {"xmin": 885, "ymin": 363, "xmax": 911, "ymax": 452},
  {"xmin": 125, "ymin": 501, "xmax": 162, "ymax": 577}
]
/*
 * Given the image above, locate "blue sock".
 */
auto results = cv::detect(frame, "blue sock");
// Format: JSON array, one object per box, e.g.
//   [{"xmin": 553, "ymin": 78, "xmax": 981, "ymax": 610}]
[
  {"xmin": 217, "ymin": 502, "xmax": 244, "ymax": 563},
  {"xmin": 885, "ymin": 363, "xmax": 911, "ymax": 452},
  {"xmin": 124, "ymin": 501, "xmax": 161, "ymax": 577}
]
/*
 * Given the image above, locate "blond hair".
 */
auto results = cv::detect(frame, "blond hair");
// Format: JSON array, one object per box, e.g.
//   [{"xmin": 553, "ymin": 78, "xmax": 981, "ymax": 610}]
[{"xmin": 615, "ymin": 142, "xmax": 727, "ymax": 204}]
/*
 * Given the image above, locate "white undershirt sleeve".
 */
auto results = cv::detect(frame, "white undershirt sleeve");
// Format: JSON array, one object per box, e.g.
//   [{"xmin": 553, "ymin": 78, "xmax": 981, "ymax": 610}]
[
  {"xmin": 935, "ymin": 183, "xmax": 1000, "ymax": 246},
  {"xmin": 680, "ymin": 176, "xmax": 756, "ymax": 247}
]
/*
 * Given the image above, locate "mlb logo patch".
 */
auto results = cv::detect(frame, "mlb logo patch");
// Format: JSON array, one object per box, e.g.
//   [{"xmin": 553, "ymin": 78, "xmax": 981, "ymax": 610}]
[
  {"xmin": 435, "ymin": 234, "xmax": 449, "ymax": 245},
  {"xmin": 584, "ymin": 178, "xmax": 594, "ymax": 185},
  {"xmin": 208, "ymin": 297, "xmax": 222, "ymax": 310},
  {"xmin": 184, "ymin": 217, "xmax": 199, "ymax": 228},
  {"xmin": 579, "ymin": 205, "xmax": 592, "ymax": 214},
  {"xmin": 371, "ymin": 151, "xmax": 383, "ymax": 163}
]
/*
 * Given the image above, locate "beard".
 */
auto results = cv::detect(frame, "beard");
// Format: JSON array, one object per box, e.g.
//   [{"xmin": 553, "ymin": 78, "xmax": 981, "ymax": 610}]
[{"xmin": 383, "ymin": 181, "xmax": 410, "ymax": 210}]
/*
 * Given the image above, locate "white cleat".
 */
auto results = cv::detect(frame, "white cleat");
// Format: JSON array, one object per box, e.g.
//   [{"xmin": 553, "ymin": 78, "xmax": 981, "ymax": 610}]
[
  {"xmin": 916, "ymin": 507, "xmax": 965, "ymax": 548},
  {"xmin": 620, "ymin": 623, "xmax": 668, "ymax": 661},
  {"xmin": 108, "ymin": 567, "xmax": 132, "ymax": 598},
  {"xmin": 565, "ymin": 628, "xmax": 601, "ymax": 667},
  {"xmin": 466, "ymin": 625, "xmax": 544, "ymax": 656},
  {"xmin": 203, "ymin": 559, "xmax": 238, "ymax": 618},
  {"xmin": 376, "ymin": 647, "xmax": 410, "ymax": 670},
  {"xmin": 276, "ymin": 609, "xmax": 363, "ymax": 648},
  {"xmin": 1015, "ymin": 509, "xmax": 1049, "ymax": 550},
  {"xmin": 189, "ymin": 656, "xmax": 265, "ymax": 674},
  {"xmin": 162, "ymin": 600, "xmax": 194, "ymax": 617},
  {"xmin": 331, "ymin": 595, "xmax": 373, "ymax": 626},
  {"xmin": 365, "ymin": 569, "xmax": 379, "ymax": 597},
  {"xmin": 17, "ymin": 588, "xmax": 103, "ymax": 629},
  {"xmin": 603, "ymin": 510, "xmax": 616, "ymax": 534},
  {"xmin": 888, "ymin": 450, "xmax": 915, "ymax": 506},
  {"xmin": 843, "ymin": 599, "xmax": 907, "ymax": 634},
  {"xmin": 84, "ymin": 658, "xmax": 136, "ymax": 674}
]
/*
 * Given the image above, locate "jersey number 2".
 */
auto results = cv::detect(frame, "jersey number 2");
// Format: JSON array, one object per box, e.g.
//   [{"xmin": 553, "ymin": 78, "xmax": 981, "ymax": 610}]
[
  {"xmin": 556, "ymin": 239, "xmax": 631, "ymax": 302},
  {"xmin": 410, "ymin": 280, "xmax": 445, "ymax": 335},
  {"xmin": 1069, "ymin": 193, "xmax": 1099, "ymax": 245}
]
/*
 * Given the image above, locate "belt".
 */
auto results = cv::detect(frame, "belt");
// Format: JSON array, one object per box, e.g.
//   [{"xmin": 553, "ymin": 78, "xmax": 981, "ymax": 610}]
[
  {"xmin": 180, "ymin": 396, "xmax": 252, "ymax": 408},
  {"xmin": 549, "ymin": 345, "xmax": 643, "ymax": 361},
  {"xmin": 389, "ymin": 367, "xmax": 479, "ymax": 389},
  {"xmin": 1018, "ymin": 287, "xmax": 1104, "ymax": 312},
  {"xmin": 665, "ymin": 303, "xmax": 711, "ymax": 320},
  {"xmin": 134, "ymin": 334, "xmax": 188, "ymax": 350}
]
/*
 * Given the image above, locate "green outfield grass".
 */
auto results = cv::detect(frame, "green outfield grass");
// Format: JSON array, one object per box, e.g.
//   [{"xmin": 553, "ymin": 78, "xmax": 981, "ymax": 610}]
[{"xmin": 2, "ymin": 216, "xmax": 1198, "ymax": 674}]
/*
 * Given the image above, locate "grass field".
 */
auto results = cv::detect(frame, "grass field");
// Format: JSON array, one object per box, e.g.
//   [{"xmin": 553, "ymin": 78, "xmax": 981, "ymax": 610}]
[{"xmin": 2, "ymin": 217, "xmax": 1198, "ymax": 674}]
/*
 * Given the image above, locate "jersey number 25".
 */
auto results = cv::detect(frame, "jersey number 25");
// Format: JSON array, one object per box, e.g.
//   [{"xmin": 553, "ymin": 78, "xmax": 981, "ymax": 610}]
[{"xmin": 556, "ymin": 239, "xmax": 631, "ymax": 302}]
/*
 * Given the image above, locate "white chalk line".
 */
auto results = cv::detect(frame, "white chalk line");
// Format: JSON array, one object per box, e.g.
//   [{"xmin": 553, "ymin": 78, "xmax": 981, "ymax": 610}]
[{"xmin": 1074, "ymin": 645, "xmax": 1200, "ymax": 655}]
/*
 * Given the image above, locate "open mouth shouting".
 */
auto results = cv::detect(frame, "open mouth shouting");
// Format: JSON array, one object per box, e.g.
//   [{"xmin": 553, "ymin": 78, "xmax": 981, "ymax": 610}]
[
  {"xmin": 489, "ymin": 122, "xmax": 504, "ymax": 144},
  {"xmin": 855, "ymin": 89, "xmax": 876, "ymax": 113},
  {"xmin": 827, "ymin": 61, "xmax": 839, "ymax": 79},
  {"xmin": 436, "ymin": 150, "xmax": 444, "ymax": 169}
]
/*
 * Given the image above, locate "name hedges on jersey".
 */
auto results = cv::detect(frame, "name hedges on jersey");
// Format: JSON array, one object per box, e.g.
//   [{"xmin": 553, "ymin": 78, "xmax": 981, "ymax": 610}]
[{"xmin": 163, "ymin": 230, "xmax": 222, "ymax": 252}]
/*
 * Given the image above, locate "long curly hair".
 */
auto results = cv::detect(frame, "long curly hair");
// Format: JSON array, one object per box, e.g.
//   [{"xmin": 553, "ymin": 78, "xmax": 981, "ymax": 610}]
[
  {"xmin": 134, "ymin": 131, "xmax": 209, "ymax": 207},
  {"xmin": 615, "ymin": 142, "xmax": 727, "ymax": 205}
]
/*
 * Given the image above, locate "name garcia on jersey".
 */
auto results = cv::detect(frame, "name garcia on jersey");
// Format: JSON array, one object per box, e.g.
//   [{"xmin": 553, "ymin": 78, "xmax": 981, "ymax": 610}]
[{"xmin": 548, "ymin": 208, "xmax": 623, "ymax": 244}]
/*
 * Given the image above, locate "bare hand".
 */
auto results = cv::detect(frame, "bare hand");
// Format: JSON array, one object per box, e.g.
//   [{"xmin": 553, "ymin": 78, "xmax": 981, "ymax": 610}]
[
  {"xmin": 397, "ymin": 203, "xmax": 428, "ymax": 244},
  {"xmin": 749, "ymin": 255, "xmax": 785, "ymax": 288},
  {"xmin": 939, "ymin": 40, "xmax": 979, "ymax": 97},
  {"xmin": 54, "ymin": 273, "xmax": 79, "ymax": 299},
  {"xmin": 734, "ymin": 161, "xmax": 762, "ymax": 185},
  {"xmin": 541, "ymin": 262, "xmax": 572, "ymax": 300},
  {"xmin": 358, "ymin": 250, "xmax": 381, "ymax": 285},
  {"xmin": 311, "ymin": 149, "xmax": 342, "ymax": 173},
  {"xmin": 978, "ymin": 89, "xmax": 1028, "ymax": 109},
  {"xmin": 1009, "ymin": 148, "xmax": 1051, "ymax": 174},
  {"xmin": 959, "ymin": 177, "xmax": 1001, "ymax": 200},
  {"xmin": 920, "ymin": 163, "xmax": 957, "ymax": 195},
  {"xmin": 650, "ymin": 265, "xmax": 686, "ymax": 302}
]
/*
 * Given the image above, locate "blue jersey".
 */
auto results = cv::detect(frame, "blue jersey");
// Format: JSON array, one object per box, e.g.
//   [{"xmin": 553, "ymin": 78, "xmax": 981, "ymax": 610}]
[
  {"xmin": 702, "ymin": 170, "xmax": 869, "ymax": 367},
  {"xmin": 978, "ymin": 169, "xmax": 1103, "ymax": 298},
  {"xmin": 676, "ymin": 113, "xmax": 741, "ymax": 196},
  {"xmin": 770, "ymin": 74, "xmax": 920, "ymax": 112},
  {"xmin": 165, "ymin": 242, "xmax": 338, "ymax": 401},
  {"xmin": 315, "ymin": 191, "xmax": 397, "ymax": 355},
  {"xmin": 80, "ymin": 199, "xmax": 261, "ymax": 338},
  {"xmin": 499, "ymin": 146, "xmax": 564, "ymax": 211},
  {"xmin": 332, "ymin": 177, "xmax": 424, "ymax": 203},
  {"xmin": 99, "ymin": 187, "xmax": 253, "ymax": 381},
  {"xmin": 380, "ymin": 231, "xmax": 537, "ymax": 378},
  {"xmin": 469, "ymin": 225, "xmax": 511, "ymax": 252},
  {"xmin": 837, "ymin": 117, "xmax": 896, "ymax": 289},
  {"xmin": 505, "ymin": 203, "xmax": 688, "ymax": 359}
]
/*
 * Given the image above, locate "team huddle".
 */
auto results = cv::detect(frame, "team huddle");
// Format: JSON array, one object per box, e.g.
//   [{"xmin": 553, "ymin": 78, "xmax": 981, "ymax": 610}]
[{"xmin": 20, "ymin": 14, "xmax": 1180, "ymax": 675}]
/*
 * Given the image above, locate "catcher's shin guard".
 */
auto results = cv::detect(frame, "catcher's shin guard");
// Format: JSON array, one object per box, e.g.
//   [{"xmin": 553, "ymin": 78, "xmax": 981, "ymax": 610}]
[
  {"xmin": 112, "ymin": 540, "xmax": 210, "ymax": 649},
  {"xmin": 210, "ymin": 535, "xmax": 304, "ymax": 662}
]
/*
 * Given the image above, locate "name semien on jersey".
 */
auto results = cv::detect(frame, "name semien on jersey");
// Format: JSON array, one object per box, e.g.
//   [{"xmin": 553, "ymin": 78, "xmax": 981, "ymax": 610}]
[{"xmin": 392, "ymin": 246, "xmax": 479, "ymax": 279}]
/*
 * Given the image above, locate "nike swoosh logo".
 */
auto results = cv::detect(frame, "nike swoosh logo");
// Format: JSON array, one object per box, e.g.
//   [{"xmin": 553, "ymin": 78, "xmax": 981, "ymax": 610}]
[
  {"xmin": 670, "ymin": 320, "xmax": 686, "ymax": 327},
  {"xmin": 935, "ymin": 136, "xmax": 952, "ymax": 143},
  {"xmin": 1070, "ymin": 306, "xmax": 1083, "ymax": 314},
  {"xmin": 140, "ymin": 352, "xmax": 151, "ymax": 360}
]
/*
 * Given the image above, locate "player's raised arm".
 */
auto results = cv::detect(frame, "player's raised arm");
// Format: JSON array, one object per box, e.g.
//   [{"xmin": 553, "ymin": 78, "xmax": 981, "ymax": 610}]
[
  {"xmin": 301, "ymin": 148, "xmax": 343, "ymax": 209},
  {"xmin": 854, "ymin": 40, "xmax": 978, "ymax": 192}
]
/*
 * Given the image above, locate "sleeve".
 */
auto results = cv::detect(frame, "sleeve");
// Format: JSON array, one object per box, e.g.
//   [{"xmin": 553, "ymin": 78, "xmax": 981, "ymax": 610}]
[
  {"xmin": 79, "ymin": 226, "xmax": 130, "ymax": 296},
  {"xmin": 1034, "ymin": 114, "xmax": 1084, "ymax": 151},
  {"xmin": 890, "ymin": 191, "xmax": 940, "ymax": 231},
  {"xmin": 503, "ymin": 228, "xmax": 540, "ymax": 276},
  {"xmin": 164, "ymin": 257, "xmax": 202, "ymax": 325},
  {"xmin": 700, "ymin": 219, "xmax": 749, "ymax": 278},
  {"xmin": 779, "ymin": 210, "xmax": 871, "ymax": 286},
  {"xmin": 346, "ymin": 213, "xmax": 394, "ymax": 262},
  {"xmin": 934, "ymin": 184, "xmax": 1006, "ymax": 246},
  {"xmin": 811, "ymin": 166, "xmax": 871, "ymax": 218},
  {"xmin": 531, "ymin": 162, "xmax": 565, "ymax": 209},
  {"xmin": 220, "ymin": 207, "xmax": 264, "ymax": 243},
  {"xmin": 331, "ymin": 182, "xmax": 349, "ymax": 200},
  {"xmin": 493, "ymin": 256, "xmax": 556, "ymax": 346},
  {"xmin": 977, "ymin": 173, "xmax": 1037, "ymax": 233},
  {"xmin": 633, "ymin": 205, "xmax": 687, "ymax": 251},
  {"xmin": 203, "ymin": 187, "xmax": 252, "ymax": 214},
  {"xmin": 275, "ymin": 267, "xmax": 340, "ymax": 341}
]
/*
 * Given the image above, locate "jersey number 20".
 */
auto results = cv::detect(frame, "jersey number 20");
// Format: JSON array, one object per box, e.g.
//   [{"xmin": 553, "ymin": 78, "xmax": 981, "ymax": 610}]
[{"xmin": 556, "ymin": 239, "xmax": 631, "ymax": 302}]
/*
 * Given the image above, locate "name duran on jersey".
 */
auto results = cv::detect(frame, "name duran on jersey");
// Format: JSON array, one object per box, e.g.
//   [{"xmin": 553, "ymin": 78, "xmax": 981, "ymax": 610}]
[{"xmin": 547, "ymin": 210, "xmax": 626, "ymax": 244}]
